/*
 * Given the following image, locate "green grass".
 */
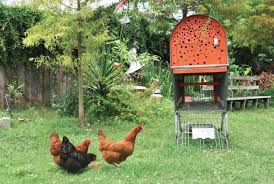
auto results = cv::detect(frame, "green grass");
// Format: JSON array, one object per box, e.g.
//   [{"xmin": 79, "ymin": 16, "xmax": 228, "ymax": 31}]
[{"xmin": 0, "ymin": 102, "xmax": 274, "ymax": 184}]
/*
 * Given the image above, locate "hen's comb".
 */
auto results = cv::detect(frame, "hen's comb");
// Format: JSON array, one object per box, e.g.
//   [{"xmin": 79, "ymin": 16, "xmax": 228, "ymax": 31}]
[
  {"xmin": 136, "ymin": 124, "xmax": 143, "ymax": 131},
  {"xmin": 84, "ymin": 139, "xmax": 92, "ymax": 145}
]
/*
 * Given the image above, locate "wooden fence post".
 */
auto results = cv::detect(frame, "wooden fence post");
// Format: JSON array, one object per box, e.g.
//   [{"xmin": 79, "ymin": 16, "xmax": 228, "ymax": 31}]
[
  {"xmin": 43, "ymin": 68, "xmax": 50, "ymax": 106},
  {"xmin": 37, "ymin": 68, "xmax": 44, "ymax": 104},
  {"xmin": 24, "ymin": 65, "xmax": 32, "ymax": 104},
  {"xmin": 56, "ymin": 67, "xmax": 63, "ymax": 97},
  {"xmin": 1, "ymin": 65, "xmax": 72, "ymax": 108},
  {"xmin": 17, "ymin": 63, "xmax": 26, "ymax": 107}
]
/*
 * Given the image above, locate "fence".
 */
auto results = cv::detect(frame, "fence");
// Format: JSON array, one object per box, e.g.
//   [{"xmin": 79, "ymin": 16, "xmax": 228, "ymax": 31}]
[{"xmin": 0, "ymin": 64, "xmax": 73, "ymax": 109}]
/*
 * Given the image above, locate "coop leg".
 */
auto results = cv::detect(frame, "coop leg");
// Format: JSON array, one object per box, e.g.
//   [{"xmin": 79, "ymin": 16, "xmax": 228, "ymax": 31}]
[
  {"xmin": 221, "ymin": 112, "xmax": 225, "ymax": 131},
  {"xmin": 175, "ymin": 112, "xmax": 182, "ymax": 145},
  {"xmin": 175, "ymin": 113, "xmax": 179, "ymax": 135},
  {"xmin": 224, "ymin": 112, "xmax": 229, "ymax": 148},
  {"xmin": 228, "ymin": 101, "xmax": 233, "ymax": 111}
]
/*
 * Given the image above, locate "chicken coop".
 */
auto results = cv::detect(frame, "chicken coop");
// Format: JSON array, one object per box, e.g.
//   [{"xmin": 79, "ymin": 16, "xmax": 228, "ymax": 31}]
[{"xmin": 170, "ymin": 15, "xmax": 229, "ymax": 148}]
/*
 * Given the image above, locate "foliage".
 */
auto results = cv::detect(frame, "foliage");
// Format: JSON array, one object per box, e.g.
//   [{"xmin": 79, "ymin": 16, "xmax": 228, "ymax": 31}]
[
  {"xmin": 86, "ymin": 85, "xmax": 140, "ymax": 122},
  {"xmin": 7, "ymin": 81, "xmax": 22, "ymax": 96},
  {"xmin": 5, "ymin": 81, "xmax": 24, "ymax": 110},
  {"xmin": 55, "ymin": 83, "xmax": 139, "ymax": 123},
  {"xmin": 95, "ymin": 5, "xmax": 173, "ymax": 63},
  {"xmin": 258, "ymin": 71, "xmax": 274, "ymax": 90},
  {"xmin": 23, "ymin": 3, "xmax": 109, "ymax": 70},
  {"xmin": 56, "ymin": 79, "xmax": 172, "ymax": 124},
  {"xmin": 122, "ymin": 10, "xmax": 172, "ymax": 62},
  {"xmin": 137, "ymin": 52, "xmax": 160, "ymax": 65},
  {"xmin": 229, "ymin": 59, "xmax": 252, "ymax": 76},
  {"xmin": 0, "ymin": 4, "xmax": 42, "ymax": 65},
  {"xmin": 0, "ymin": 108, "xmax": 9, "ymax": 116},
  {"xmin": 140, "ymin": 61, "xmax": 173, "ymax": 98},
  {"xmin": 112, "ymin": 0, "xmax": 273, "ymax": 82},
  {"xmin": 85, "ymin": 45, "xmax": 126, "ymax": 97},
  {"xmin": 200, "ymin": 0, "xmax": 274, "ymax": 59},
  {"xmin": 7, "ymin": 81, "xmax": 24, "ymax": 100},
  {"xmin": 23, "ymin": 0, "xmax": 111, "ymax": 126},
  {"xmin": 258, "ymin": 88, "xmax": 274, "ymax": 106}
]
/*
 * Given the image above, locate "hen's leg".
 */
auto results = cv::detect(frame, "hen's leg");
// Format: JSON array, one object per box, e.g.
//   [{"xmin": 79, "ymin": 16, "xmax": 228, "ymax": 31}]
[{"xmin": 113, "ymin": 163, "xmax": 119, "ymax": 167}]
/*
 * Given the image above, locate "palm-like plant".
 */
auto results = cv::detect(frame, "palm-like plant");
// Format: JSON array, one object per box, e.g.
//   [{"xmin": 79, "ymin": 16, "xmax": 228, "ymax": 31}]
[{"xmin": 85, "ymin": 49, "xmax": 124, "ymax": 97}]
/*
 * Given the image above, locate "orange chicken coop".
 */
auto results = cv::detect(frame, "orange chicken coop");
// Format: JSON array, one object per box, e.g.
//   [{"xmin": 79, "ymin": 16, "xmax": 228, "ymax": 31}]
[{"xmin": 170, "ymin": 15, "xmax": 229, "ymax": 148}]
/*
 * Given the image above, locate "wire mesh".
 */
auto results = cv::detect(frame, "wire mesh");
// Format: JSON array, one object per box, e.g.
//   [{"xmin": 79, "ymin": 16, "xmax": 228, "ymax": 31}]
[
  {"xmin": 184, "ymin": 75, "xmax": 214, "ymax": 101},
  {"xmin": 176, "ymin": 110, "xmax": 228, "ymax": 149},
  {"xmin": 176, "ymin": 74, "xmax": 226, "ymax": 111}
]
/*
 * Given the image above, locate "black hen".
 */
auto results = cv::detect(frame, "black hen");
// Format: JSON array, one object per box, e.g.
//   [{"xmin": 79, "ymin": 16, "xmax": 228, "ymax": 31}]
[{"xmin": 60, "ymin": 136, "xmax": 96, "ymax": 173}]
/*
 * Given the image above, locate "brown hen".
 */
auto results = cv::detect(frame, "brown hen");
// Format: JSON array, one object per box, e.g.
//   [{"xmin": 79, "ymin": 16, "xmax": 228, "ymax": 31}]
[{"xmin": 97, "ymin": 124, "xmax": 143, "ymax": 166}]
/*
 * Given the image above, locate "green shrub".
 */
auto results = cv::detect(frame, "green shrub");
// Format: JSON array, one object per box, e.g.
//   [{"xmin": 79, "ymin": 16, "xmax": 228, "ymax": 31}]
[
  {"xmin": 0, "ymin": 4, "xmax": 43, "ymax": 65},
  {"xmin": 0, "ymin": 109, "xmax": 9, "ymax": 117},
  {"xmin": 259, "ymin": 88, "xmax": 274, "ymax": 106},
  {"xmin": 3, "ymin": 80, "xmax": 25, "ymax": 111},
  {"xmin": 229, "ymin": 59, "xmax": 252, "ymax": 76},
  {"xmin": 86, "ymin": 85, "xmax": 173, "ymax": 124},
  {"xmin": 86, "ymin": 85, "xmax": 140, "ymax": 122},
  {"xmin": 55, "ymin": 84, "xmax": 173, "ymax": 124},
  {"xmin": 85, "ymin": 41, "xmax": 127, "ymax": 96},
  {"xmin": 56, "ymin": 84, "xmax": 142, "ymax": 123}
]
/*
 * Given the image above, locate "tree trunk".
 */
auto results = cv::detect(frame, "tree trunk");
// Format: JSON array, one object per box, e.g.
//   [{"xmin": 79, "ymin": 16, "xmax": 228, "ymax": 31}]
[
  {"xmin": 78, "ymin": 63, "xmax": 85, "ymax": 127},
  {"xmin": 77, "ymin": 0, "xmax": 85, "ymax": 127}
]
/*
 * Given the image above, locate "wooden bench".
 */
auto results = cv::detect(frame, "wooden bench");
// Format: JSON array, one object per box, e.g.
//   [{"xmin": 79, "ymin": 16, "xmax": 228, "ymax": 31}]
[{"xmin": 227, "ymin": 76, "xmax": 271, "ymax": 110}]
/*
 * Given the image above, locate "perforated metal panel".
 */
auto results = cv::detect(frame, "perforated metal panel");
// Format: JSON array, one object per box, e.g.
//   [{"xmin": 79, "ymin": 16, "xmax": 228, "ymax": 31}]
[{"xmin": 170, "ymin": 15, "xmax": 228, "ymax": 74}]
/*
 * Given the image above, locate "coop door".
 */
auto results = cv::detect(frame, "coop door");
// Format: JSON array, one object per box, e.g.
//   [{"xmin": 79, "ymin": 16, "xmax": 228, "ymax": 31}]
[{"xmin": 192, "ymin": 128, "xmax": 215, "ymax": 139}]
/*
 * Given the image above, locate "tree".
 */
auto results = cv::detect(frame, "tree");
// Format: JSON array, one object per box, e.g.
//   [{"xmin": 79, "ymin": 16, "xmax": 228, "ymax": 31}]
[
  {"xmin": 0, "ymin": 4, "xmax": 42, "ymax": 65},
  {"xmin": 23, "ymin": 0, "xmax": 110, "ymax": 127},
  {"xmin": 200, "ymin": 0, "xmax": 273, "ymax": 51}
]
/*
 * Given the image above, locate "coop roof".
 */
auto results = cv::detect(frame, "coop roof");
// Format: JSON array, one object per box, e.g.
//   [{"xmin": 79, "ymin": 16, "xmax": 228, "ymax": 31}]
[{"xmin": 170, "ymin": 15, "xmax": 228, "ymax": 74}]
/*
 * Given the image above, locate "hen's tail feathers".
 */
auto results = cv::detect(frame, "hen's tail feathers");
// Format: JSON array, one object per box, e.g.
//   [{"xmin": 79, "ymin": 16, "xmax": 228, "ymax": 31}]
[
  {"xmin": 62, "ymin": 136, "xmax": 70, "ymax": 143},
  {"xmin": 97, "ymin": 129, "xmax": 106, "ymax": 140},
  {"xmin": 87, "ymin": 153, "xmax": 97, "ymax": 162}
]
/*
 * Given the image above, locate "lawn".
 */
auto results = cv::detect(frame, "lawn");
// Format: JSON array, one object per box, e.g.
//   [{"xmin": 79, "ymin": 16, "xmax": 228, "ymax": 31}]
[{"xmin": 0, "ymin": 100, "xmax": 274, "ymax": 184}]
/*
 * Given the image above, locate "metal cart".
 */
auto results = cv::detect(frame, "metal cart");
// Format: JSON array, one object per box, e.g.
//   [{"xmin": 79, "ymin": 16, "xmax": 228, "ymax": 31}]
[{"xmin": 170, "ymin": 15, "xmax": 229, "ymax": 148}]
